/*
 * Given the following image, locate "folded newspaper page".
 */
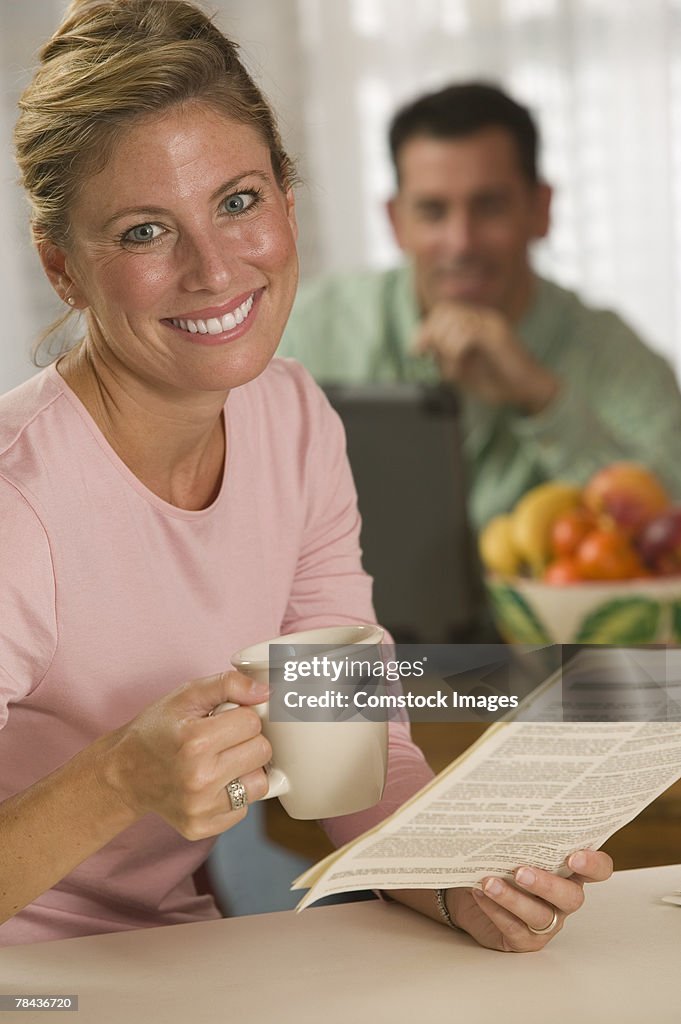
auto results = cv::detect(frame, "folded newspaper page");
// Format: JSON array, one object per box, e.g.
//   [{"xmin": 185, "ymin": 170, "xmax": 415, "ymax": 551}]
[{"xmin": 293, "ymin": 647, "xmax": 681, "ymax": 909}]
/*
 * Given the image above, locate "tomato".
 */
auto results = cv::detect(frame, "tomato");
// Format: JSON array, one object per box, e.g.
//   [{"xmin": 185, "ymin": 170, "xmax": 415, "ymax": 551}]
[
  {"xmin": 576, "ymin": 528, "xmax": 646, "ymax": 580},
  {"xmin": 543, "ymin": 558, "xmax": 584, "ymax": 584},
  {"xmin": 550, "ymin": 507, "xmax": 596, "ymax": 558}
]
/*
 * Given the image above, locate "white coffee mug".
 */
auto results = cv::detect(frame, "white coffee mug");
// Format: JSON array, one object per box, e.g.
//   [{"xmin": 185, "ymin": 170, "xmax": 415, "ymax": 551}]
[{"xmin": 214, "ymin": 624, "xmax": 388, "ymax": 819}]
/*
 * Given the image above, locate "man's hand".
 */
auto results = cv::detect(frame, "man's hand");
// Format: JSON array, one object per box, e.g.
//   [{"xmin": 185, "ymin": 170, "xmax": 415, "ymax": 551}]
[{"xmin": 414, "ymin": 300, "xmax": 560, "ymax": 414}]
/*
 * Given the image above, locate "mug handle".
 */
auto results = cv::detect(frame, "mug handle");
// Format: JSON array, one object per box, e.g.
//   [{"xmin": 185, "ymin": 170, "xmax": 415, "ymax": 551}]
[{"xmin": 209, "ymin": 701, "xmax": 290, "ymax": 800}]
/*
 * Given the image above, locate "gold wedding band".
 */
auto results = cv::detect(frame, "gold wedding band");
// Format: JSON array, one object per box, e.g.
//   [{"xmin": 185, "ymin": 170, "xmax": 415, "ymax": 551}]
[{"xmin": 527, "ymin": 907, "xmax": 559, "ymax": 935}]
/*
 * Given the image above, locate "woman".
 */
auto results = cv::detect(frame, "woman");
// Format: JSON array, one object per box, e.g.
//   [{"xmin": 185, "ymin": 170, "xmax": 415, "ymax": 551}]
[{"xmin": 0, "ymin": 0, "xmax": 610, "ymax": 949}]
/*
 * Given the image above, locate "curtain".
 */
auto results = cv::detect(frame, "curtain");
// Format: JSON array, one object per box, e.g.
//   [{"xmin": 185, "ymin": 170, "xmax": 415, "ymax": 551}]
[{"xmin": 2, "ymin": 0, "xmax": 680, "ymax": 391}]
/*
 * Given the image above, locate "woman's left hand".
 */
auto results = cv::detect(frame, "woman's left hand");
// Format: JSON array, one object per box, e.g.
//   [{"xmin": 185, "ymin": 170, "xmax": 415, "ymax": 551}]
[{"xmin": 448, "ymin": 849, "xmax": 613, "ymax": 952}]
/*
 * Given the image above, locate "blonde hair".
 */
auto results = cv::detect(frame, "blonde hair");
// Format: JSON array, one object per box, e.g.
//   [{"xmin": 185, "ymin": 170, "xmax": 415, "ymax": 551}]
[{"xmin": 14, "ymin": 0, "xmax": 295, "ymax": 250}]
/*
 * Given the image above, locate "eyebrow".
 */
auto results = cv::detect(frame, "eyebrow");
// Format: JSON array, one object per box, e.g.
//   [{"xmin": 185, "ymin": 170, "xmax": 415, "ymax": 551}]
[
  {"xmin": 413, "ymin": 197, "xmax": 447, "ymax": 209},
  {"xmin": 102, "ymin": 170, "xmax": 270, "ymax": 230}
]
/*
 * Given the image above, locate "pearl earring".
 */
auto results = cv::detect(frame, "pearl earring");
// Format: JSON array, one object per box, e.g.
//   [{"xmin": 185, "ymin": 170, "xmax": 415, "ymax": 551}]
[{"xmin": 66, "ymin": 296, "xmax": 75, "ymax": 306}]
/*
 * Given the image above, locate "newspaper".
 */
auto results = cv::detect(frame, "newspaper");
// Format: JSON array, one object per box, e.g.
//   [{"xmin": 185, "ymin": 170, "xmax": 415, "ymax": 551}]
[{"xmin": 293, "ymin": 648, "xmax": 681, "ymax": 909}]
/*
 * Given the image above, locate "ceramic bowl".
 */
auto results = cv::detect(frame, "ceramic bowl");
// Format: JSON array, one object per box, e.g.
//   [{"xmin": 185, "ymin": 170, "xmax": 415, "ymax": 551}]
[{"xmin": 485, "ymin": 575, "xmax": 681, "ymax": 644}]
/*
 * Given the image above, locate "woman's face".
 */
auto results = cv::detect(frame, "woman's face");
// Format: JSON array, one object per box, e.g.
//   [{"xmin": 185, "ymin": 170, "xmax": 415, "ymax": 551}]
[{"xmin": 57, "ymin": 102, "xmax": 298, "ymax": 395}]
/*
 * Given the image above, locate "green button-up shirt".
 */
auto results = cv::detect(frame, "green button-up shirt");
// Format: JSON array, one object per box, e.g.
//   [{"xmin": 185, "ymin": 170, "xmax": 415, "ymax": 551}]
[{"xmin": 280, "ymin": 267, "xmax": 681, "ymax": 529}]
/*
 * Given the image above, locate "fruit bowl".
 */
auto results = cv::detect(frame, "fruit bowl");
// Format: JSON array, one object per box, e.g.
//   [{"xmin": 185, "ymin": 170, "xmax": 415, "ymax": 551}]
[{"xmin": 486, "ymin": 574, "xmax": 681, "ymax": 644}]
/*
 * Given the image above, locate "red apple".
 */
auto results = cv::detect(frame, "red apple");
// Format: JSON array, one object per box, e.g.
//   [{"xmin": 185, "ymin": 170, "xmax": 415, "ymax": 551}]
[
  {"xmin": 583, "ymin": 463, "xmax": 671, "ymax": 536},
  {"xmin": 637, "ymin": 506, "xmax": 681, "ymax": 575}
]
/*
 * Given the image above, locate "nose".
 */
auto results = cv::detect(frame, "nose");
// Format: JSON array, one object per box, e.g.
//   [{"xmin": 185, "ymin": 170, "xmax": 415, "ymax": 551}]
[
  {"xmin": 178, "ymin": 230, "xmax": 234, "ymax": 294},
  {"xmin": 437, "ymin": 209, "xmax": 476, "ymax": 258}
]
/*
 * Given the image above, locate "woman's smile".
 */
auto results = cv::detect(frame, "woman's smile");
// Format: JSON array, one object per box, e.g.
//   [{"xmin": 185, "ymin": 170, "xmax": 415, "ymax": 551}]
[{"xmin": 163, "ymin": 288, "xmax": 262, "ymax": 345}]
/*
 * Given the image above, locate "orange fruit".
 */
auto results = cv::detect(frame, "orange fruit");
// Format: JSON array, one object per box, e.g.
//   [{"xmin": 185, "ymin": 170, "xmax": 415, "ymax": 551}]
[
  {"xmin": 544, "ymin": 557, "xmax": 584, "ymax": 584},
  {"xmin": 576, "ymin": 528, "xmax": 646, "ymax": 581},
  {"xmin": 550, "ymin": 507, "xmax": 596, "ymax": 558}
]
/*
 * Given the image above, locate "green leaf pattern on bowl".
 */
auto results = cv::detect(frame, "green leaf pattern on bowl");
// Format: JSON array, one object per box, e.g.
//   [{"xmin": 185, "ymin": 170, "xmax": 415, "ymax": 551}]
[
  {"xmin": 486, "ymin": 582, "xmax": 551, "ymax": 643},
  {"xmin": 575, "ymin": 598, "xmax": 661, "ymax": 644},
  {"xmin": 672, "ymin": 601, "xmax": 681, "ymax": 644}
]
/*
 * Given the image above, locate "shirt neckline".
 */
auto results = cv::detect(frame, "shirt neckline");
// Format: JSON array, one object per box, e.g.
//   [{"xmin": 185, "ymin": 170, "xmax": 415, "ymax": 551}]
[{"xmin": 46, "ymin": 362, "xmax": 231, "ymax": 521}]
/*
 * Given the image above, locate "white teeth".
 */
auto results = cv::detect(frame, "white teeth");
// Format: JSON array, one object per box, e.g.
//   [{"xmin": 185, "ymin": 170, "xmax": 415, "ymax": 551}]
[{"xmin": 170, "ymin": 293, "xmax": 255, "ymax": 336}]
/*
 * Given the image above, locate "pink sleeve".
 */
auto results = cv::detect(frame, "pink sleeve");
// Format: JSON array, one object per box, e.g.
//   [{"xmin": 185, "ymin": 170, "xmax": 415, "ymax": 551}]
[
  {"xmin": 279, "ymin": 367, "xmax": 377, "ymax": 635},
  {"xmin": 276, "ymin": 368, "xmax": 434, "ymax": 844},
  {"xmin": 0, "ymin": 476, "xmax": 57, "ymax": 729}
]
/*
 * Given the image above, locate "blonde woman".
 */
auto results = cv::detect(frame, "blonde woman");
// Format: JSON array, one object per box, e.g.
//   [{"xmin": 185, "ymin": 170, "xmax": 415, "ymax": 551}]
[{"xmin": 0, "ymin": 0, "xmax": 611, "ymax": 949}]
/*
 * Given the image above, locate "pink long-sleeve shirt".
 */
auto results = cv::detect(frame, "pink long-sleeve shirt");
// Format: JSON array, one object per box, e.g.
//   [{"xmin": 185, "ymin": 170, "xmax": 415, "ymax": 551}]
[{"xmin": 0, "ymin": 358, "xmax": 432, "ymax": 946}]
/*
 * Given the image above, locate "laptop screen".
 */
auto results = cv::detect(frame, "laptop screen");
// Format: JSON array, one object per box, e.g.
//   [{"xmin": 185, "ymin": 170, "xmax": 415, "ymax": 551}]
[{"xmin": 323, "ymin": 383, "xmax": 485, "ymax": 643}]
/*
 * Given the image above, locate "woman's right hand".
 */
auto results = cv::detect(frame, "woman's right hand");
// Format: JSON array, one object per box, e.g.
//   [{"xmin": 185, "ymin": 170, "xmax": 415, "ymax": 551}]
[{"xmin": 98, "ymin": 671, "xmax": 272, "ymax": 840}]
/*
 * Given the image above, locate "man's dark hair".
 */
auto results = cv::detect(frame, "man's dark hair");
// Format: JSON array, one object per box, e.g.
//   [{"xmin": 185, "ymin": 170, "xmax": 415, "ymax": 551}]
[{"xmin": 389, "ymin": 81, "xmax": 539, "ymax": 184}]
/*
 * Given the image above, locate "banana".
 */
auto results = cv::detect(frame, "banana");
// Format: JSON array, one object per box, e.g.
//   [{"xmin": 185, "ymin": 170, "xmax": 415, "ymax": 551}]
[
  {"xmin": 511, "ymin": 481, "xmax": 582, "ymax": 576},
  {"xmin": 479, "ymin": 514, "xmax": 521, "ymax": 576}
]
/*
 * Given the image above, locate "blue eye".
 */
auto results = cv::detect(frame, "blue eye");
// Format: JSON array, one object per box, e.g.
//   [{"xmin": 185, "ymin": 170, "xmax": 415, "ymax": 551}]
[
  {"xmin": 222, "ymin": 191, "xmax": 258, "ymax": 215},
  {"xmin": 124, "ymin": 223, "xmax": 164, "ymax": 245}
]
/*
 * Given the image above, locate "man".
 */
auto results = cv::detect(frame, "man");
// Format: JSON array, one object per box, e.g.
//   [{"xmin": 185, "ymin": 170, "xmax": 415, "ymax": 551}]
[{"xmin": 280, "ymin": 83, "xmax": 681, "ymax": 528}]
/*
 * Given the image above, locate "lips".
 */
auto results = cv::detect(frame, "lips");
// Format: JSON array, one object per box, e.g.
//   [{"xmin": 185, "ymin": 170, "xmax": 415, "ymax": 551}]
[{"xmin": 167, "ymin": 293, "xmax": 255, "ymax": 336}]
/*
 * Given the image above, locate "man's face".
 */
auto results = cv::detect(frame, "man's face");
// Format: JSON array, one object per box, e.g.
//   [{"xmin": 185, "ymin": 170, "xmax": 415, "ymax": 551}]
[{"xmin": 387, "ymin": 127, "xmax": 551, "ymax": 320}]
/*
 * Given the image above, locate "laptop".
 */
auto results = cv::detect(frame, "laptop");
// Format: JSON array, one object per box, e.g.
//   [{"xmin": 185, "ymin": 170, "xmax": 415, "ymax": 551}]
[{"xmin": 323, "ymin": 383, "xmax": 486, "ymax": 644}]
